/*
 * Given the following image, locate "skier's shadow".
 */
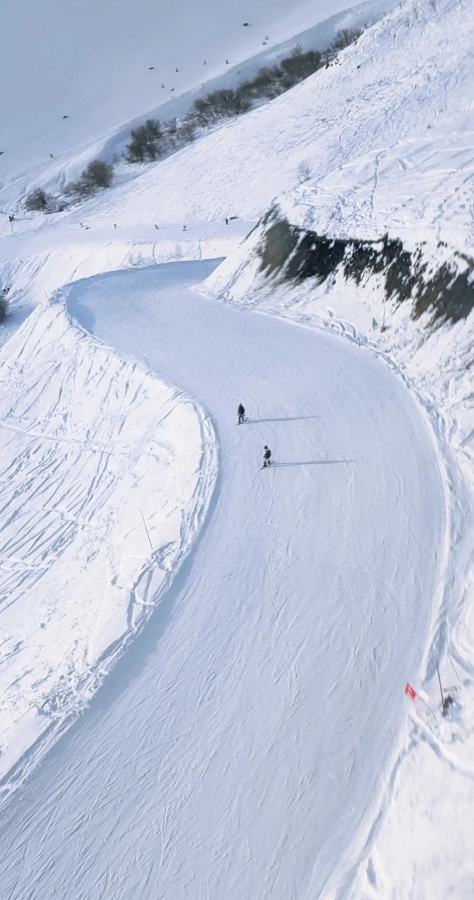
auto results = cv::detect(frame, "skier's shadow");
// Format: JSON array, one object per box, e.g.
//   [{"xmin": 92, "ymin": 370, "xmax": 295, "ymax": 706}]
[
  {"xmin": 272, "ymin": 459, "xmax": 356, "ymax": 467},
  {"xmin": 246, "ymin": 414, "xmax": 323, "ymax": 424}
]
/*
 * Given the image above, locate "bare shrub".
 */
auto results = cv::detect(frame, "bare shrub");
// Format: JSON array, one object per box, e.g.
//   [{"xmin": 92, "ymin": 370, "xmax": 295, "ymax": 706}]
[
  {"xmin": 68, "ymin": 159, "xmax": 113, "ymax": 198},
  {"xmin": 25, "ymin": 188, "xmax": 52, "ymax": 212},
  {"xmin": 126, "ymin": 119, "xmax": 163, "ymax": 162}
]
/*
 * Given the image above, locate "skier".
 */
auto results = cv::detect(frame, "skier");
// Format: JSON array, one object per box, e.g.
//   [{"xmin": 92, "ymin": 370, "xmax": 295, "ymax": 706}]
[
  {"xmin": 263, "ymin": 445, "xmax": 272, "ymax": 467},
  {"xmin": 237, "ymin": 403, "xmax": 245, "ymax": 424}
]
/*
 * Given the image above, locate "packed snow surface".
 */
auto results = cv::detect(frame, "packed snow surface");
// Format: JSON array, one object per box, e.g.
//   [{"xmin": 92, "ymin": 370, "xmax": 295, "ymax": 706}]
[{"xmin": 0, "ymin": 261, "xmax": 446, "ymax": 898}]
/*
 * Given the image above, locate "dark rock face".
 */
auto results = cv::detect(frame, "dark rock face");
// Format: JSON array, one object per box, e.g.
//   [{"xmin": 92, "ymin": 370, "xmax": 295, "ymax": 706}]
[{"xmin": 257, "ymin": 214, "xmax": 474, "ymax": 326}]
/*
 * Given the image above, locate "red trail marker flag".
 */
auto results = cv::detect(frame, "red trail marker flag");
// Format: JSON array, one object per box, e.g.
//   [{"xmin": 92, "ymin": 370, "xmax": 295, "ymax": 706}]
[{"xmin": 404, "ymin": 682, "xmax": 417, "ymax": 700}]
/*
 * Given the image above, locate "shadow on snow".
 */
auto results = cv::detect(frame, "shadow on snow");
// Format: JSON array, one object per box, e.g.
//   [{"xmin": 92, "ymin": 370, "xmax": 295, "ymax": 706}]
[{"xmin": 271, "ymin": 459, "xmax": 356, "ymax": 467}]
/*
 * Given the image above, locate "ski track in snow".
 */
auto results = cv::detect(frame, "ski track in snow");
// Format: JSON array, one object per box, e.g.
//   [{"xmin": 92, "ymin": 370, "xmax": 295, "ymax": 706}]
[{"xmin": 0, "ymin": 260, "xmax": 447, "ymax": 898}]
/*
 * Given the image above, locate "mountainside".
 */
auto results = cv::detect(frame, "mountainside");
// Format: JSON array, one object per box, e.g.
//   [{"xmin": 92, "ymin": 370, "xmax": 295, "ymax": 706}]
[
  {"xmin": 0, "ymin": 0, "xmax": 351, "ymax": 179},
  {"xmin": 200, "ymin": 0, "xmax": 474, "ymax": 894},
  {"xmin": 0, "ymin": 0, "xmax": 473, "ymax": 896},
  {"xmin": 6, "ymin": 0, "xmax": 465, "ymax": 241}
]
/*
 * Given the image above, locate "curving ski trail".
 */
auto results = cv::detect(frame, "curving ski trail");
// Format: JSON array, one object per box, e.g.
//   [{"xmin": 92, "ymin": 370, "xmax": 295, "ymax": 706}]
[{"xmin": 0, "ymin": 259, "xmax": 446, "ymax": 898}]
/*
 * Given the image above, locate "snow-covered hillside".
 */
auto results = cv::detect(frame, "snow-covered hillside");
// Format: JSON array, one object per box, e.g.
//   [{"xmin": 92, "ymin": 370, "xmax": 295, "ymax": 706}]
[
  {"xmin": 0, "ymin": 0, "xmax": 473, "ymax": 896},
  {"xmin": 0, "ymin": 0, "xmax": 390, "ymax": 190},
  {"xmin": 3, "ymin": 0, "xmax": 465, "ymax": 247},
  {"xmin": 0, "ymin": 294, "xmax": 216, "ymax": 784},
  {"xmin": 0, "ymin": 261, "xmax": 447, "ymax": 899},
  {"xmin": 0, "ymin": 0, "xmax": 336, "ymax": 178},
  {"xmin": 197, "ymin": 0, "xmax": 474, "ymax": 894}
]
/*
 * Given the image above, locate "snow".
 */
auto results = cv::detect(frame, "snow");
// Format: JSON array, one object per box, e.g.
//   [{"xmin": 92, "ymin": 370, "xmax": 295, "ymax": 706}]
[
  {"xmin": 209, "ymin": 254, "xmax": 474, "ymax": 897},
  {"xmin": 0, "ymin": 291, "xmax": 216, "ymax": 785},
  {"xmin": 0, "ymin": 0, "xmax": 383, "ymax": 184},
  {"xmin": 0, "ymin": 0, "xmax": 473, "ymax": 893},
  {"xmin": 6, "ymin": 0, "xmax": 465, "ymax": 260},
  {"xmin": 0, "ymin": 260, "xmax": 446, "ymax": 898}
]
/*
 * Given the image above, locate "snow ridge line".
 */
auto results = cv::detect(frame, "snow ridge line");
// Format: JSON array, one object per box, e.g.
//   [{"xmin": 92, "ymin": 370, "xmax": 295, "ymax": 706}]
[{"xmin": 0, "ymin": 289, "xmax": 218, "ymax": 805}]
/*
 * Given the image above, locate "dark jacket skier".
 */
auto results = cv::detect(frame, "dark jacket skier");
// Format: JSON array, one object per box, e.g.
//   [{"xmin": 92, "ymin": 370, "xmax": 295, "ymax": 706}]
[
  {"xmin": 238, "ymin": 403, "xmax": 245, "ymax": 424},
  {"xmin": 263, "ymin": 445, "xmax": 272, "ymax": 467}
]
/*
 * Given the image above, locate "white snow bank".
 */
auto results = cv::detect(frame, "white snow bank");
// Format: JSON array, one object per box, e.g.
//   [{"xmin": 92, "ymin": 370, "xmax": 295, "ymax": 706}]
[{"xmin": 0, "ymin": 296, "xmax": 216, "ymax": 788}]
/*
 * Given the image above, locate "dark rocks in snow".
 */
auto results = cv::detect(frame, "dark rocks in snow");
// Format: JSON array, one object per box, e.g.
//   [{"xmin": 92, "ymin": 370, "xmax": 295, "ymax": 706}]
[{"xmin": 257, "ymin": 212, "xmax": 474, "ymax": 326}]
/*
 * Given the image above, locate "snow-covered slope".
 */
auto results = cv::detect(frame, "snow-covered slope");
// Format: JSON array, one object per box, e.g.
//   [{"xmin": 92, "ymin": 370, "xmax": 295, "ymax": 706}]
[
  {"xmin": 0, "ymin": 261, "xmax": 446, "ymax": 899},
  {"xmin": 0, "ymin": 0, "xmax": 322, "ymax": 178},
  {"xmin": 0, "ymin": 0, "xmax": 386, "ymax": 189},
  {"xmin": 194, "ymin": 0, "xmax": 474, "ymax": 894},
  {"xmin": 10, "ymin": 0, "xmax": 466, "ymax": 255},
  {"xmin": 1, "ymin": 0, "xmax": 395, "ymax": 804},
  {"xmin": 0, "ymin": 0, "xmax": 473, "ymax": 895},
  {"xmin": 0, "ymin": 293, "xmax": 216, "ymax": 785}
]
